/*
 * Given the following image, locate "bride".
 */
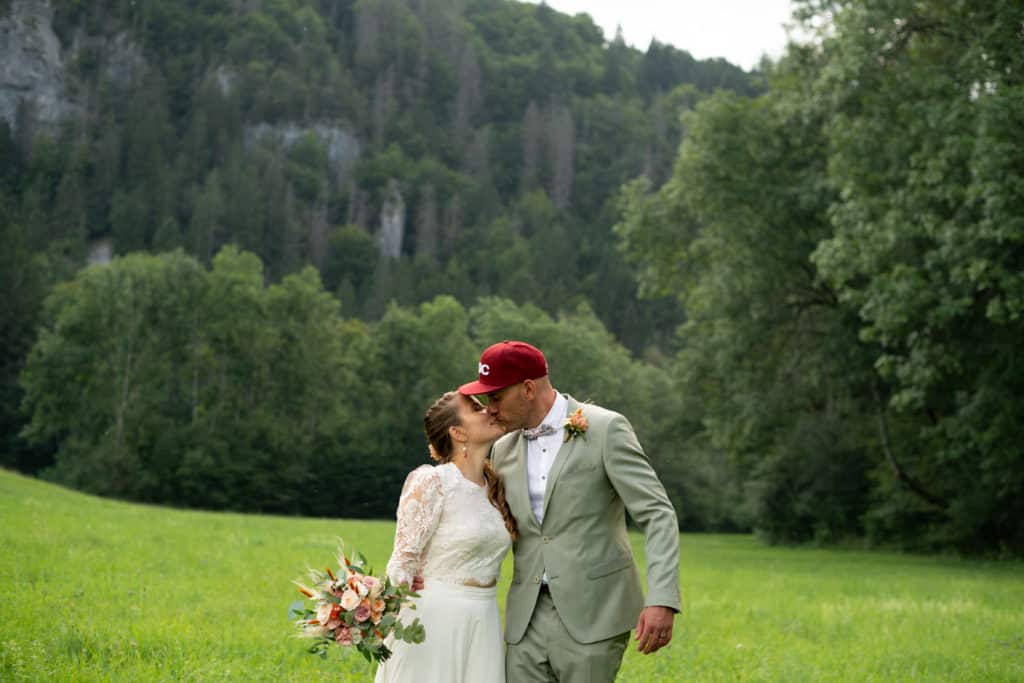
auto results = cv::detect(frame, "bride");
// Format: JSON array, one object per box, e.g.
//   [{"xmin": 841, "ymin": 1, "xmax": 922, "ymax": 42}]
[{"xmin": 374, "ymin": 391, "xmax": 515, "ymax": 683}]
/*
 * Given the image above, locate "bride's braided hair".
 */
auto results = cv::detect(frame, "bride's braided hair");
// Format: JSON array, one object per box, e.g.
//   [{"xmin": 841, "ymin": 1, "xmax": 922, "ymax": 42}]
[{"xmin": 424, "ymin": 391, "xmax": 518, "ymax": 540}]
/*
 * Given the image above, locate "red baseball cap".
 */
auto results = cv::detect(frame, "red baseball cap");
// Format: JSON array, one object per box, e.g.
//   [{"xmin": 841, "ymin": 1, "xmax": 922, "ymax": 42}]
[{"xmin": 458, "ymin": 341, "xmax": 549, "ymax": 395}]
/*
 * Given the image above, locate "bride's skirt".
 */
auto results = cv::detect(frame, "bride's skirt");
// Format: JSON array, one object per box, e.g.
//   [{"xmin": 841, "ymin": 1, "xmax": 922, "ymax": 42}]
[{"xmin": 374, "ymin": 580, "xmax": 504, "ymax": 683}]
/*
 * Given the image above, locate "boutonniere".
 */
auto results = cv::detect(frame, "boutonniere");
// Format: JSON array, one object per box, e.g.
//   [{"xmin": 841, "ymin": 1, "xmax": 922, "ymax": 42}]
[{"xmin": 563, "ymin": 408, "xmax": 588, "ymax": 442}]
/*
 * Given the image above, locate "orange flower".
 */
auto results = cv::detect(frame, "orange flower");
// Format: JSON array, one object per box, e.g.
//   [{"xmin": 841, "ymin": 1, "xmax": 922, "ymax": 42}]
[{"xmin": 563, "ymin": 408, "xmax": 588, "ymax": 441}]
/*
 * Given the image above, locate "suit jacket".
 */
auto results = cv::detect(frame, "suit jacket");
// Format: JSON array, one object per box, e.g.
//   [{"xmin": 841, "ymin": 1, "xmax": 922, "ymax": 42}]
[{"xmin": 491, "ymin": 394, "xmax": 680, "ymax": 644}]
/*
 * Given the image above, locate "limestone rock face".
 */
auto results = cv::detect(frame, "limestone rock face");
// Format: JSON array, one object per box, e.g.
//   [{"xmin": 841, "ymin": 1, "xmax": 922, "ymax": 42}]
[
  {"xmin": 76, "ymin": 30, "xmax": 147, "ymax": 86},
  {"xmin": 377, "ymin": 179, "xmax": 405, "ymax": 259},
  {"xmin": 0, "ymin": 0, "xmax": 73, "ymax": 131},
  {"xmin": 244, "ymin": 122, "xmax": 362, "ymax": 171},
  {"xmin": 0, "ymin": 1, "xmax": 147, "ymax": 134},
  {"xmin": 87, "ymin": 237, "xmax": 113, "ymax": 266},
  {"xmin": 213, "ymin": 64, "xmax": 235, "ymax": 95}
]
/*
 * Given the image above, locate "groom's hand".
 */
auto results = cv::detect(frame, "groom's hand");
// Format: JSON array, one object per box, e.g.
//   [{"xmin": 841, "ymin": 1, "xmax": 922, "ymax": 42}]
[
  {"xmin": 412, "ymin": 575, "xmax": 424, "ymax": 591},
  {"xmin": 634, "ymin": 606, "xmax": 675, "ymax": 654}
]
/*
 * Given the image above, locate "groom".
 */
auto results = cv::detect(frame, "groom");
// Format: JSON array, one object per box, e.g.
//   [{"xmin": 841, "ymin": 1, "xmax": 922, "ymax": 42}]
[{"xmin": 458, "ymin": 340, "xmax": 680, "ymax": 683}]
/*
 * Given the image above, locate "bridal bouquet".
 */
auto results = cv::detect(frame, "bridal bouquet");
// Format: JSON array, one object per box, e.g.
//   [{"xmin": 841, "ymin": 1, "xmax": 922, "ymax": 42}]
[{"xmin": 291, "ymin": 546, "xmax": 425, "ymax": 663}]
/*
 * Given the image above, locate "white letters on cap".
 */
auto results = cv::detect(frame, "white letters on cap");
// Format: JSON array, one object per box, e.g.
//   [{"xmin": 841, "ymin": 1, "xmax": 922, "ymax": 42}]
[{"xmin": 479, "ymin": 362, "xmax": 490, "ymax": 376}]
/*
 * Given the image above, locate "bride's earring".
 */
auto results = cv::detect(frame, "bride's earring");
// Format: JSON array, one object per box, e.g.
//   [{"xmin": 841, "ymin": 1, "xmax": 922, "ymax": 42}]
[{"xmin": 462, "ymin": 445, "xmax": 468, "ymax": 458}]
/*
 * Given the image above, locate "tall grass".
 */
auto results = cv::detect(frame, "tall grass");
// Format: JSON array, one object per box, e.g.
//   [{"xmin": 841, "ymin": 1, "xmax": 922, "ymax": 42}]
[{"xmin": 1, "ymin": 469, "xmax": 1021, "ymax": 681}]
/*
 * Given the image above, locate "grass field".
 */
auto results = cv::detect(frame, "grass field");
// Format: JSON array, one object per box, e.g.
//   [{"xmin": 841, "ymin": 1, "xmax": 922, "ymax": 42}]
[{"xmin": 1, "ymin": 469, "xmax": 1022, "ymax": 682}]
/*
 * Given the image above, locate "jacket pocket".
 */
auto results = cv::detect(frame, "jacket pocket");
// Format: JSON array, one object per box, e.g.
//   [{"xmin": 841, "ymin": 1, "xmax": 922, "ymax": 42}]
[
  {"xmin": 564, "ymin": 460, "xmax": 600, "ymax": 477},
  {"xmin": 586, "ymin": 554, "xmax": 633, "ymax": 579}
]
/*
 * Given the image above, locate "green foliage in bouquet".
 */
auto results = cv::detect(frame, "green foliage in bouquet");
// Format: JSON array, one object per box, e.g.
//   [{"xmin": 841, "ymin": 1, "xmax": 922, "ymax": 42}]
[{"xmin": 291, "ymin": 548, "xmax": 425, "ymax": 663}]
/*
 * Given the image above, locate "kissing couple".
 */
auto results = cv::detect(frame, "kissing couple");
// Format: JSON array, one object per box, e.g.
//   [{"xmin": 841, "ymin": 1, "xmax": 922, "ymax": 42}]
[{"xmin": 373, "ymin": 341, "xmax": 681, "ymax": 683}]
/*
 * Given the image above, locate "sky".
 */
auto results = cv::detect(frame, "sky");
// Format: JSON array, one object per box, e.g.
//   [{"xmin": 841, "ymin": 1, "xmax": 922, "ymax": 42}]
[{"xmin": 521, "ymin": 0, "xmax": 797, "ymax": 71}]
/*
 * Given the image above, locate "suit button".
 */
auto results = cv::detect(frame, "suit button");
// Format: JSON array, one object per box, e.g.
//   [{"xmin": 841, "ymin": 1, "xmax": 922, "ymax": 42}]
[
  {"xmin": 542, "ymin": 536, "xmax": 551, "ymax": 543},
  {"xmin": 533, "ymin": 576, "xmax": 540, "ymax": 583}
]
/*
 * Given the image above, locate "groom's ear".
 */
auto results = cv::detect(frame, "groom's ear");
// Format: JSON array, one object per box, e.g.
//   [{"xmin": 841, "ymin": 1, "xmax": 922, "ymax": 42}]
[{"xmin": 522, "ymin": 379, "xmax": 536, "ymax": 400}]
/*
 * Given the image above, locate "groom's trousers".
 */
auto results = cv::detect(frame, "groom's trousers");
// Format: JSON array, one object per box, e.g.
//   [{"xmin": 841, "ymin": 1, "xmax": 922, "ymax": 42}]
[{"xmin": 506, "ymin": 590, "xmax": 629, "ymax": 683}]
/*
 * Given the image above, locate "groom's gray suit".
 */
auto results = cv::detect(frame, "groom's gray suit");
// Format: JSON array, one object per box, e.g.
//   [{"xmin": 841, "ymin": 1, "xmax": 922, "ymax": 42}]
[{"xmin": 491, "ymin": 394, "xmax": 680, "ymax": 678}]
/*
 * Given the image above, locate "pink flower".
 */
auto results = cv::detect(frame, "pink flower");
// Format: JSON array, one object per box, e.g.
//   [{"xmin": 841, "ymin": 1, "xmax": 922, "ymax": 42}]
[
  {"xmin": 340, "ymin": 589, "xmax": 360, "ymax": 611},
  {"xmin": 349, "ymin": 575, "xmax": 369, "ymax": 597},
  {"xmin": 294, "ymin": 545, "xmax": 429, "ymax": 663},
  {"xmin": 362, "ymin": 575, "xmax": 383, "ymax": 598}
]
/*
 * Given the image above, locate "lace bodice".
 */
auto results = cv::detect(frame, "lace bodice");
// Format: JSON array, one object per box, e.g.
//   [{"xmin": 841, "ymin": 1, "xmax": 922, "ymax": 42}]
[{"xmin": 385, "ymin": 463, "xmax": 511, "ymax": 587}]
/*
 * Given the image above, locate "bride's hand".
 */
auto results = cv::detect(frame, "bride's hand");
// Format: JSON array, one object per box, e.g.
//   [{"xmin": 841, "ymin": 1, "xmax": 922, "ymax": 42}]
[{"xmin": 412, "ymin": 575, "xmax": 424, "ymax": 591}]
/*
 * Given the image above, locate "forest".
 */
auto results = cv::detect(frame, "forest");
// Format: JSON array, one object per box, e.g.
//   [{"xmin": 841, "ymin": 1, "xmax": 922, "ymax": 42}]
[{"xmin": 2, "ymin": 0, "xmax": 1022, "ymax": 555}]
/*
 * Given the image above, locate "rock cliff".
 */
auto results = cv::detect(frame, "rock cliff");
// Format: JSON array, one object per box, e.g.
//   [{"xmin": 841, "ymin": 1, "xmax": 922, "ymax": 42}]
[{"xmin": 0, "ymin": 0, "xmax": 74, "ymax": 131}]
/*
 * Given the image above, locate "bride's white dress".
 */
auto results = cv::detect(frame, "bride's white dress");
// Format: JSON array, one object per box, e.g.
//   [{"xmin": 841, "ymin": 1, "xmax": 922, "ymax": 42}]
[{"xmin": 374, "ymin": 462, "xmax": 512, "ymax": 683}]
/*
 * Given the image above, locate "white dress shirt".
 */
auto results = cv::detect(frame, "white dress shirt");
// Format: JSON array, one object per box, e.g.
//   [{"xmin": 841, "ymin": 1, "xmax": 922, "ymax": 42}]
[{"xmin": 526, "ymin": 392, "xmax": 568, "ymax": 526}]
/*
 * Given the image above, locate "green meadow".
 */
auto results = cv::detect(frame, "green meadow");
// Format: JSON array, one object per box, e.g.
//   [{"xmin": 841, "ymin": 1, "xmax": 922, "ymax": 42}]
[{"xmin": 1, "ymin": 469, "xmax": 1021, "ymax": 682}]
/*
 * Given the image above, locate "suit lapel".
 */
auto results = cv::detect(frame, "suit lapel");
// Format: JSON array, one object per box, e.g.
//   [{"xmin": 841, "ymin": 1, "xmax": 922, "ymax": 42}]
[{"xmin": 541, "ymin": 395, "xmax": 579, "ymax": 521}]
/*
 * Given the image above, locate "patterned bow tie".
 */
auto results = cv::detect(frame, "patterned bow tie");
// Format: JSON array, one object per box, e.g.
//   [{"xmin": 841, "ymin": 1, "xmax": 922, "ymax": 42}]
[{"xmin": 523, "ymin": 423, "xmax": 557, "ymax": 440}]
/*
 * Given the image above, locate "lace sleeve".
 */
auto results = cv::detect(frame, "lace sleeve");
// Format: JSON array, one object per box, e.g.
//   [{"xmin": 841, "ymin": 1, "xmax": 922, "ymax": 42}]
[{"xmin": 385, "ymin": 466, "xmax": 444, "ymax": 586}]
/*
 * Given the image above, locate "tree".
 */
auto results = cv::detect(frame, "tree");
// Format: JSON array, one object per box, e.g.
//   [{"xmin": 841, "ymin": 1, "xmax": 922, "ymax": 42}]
[
  {"xmin": 547, "ymin": 104, "xmax": 575, "ymax": 210},
  {"xmin": 453, "ymin": 42, "xmax": 483, "ymax": 140},
  {"xmin": 324, "ymin": 223, "xmax": 377, "ymax": 296},
  {"xmin": 349, "ymin": 295, "xmax": 477, "ymax": 515},
  {"xmin": 7, "ymin": 0, "xmax": 772, "ymax": 525},
  {"xmin": 617, "ymin": 79, "xmax": 875, "ymax": 542},
  {"xmin": 414, "ymin": 183, "xmax": 439, "ymax": 261},
  {"xmin": 617, "ymin": 0, "xmax": 1024, "ymax": 552},
  {"xmin": 186, "ymin": 171, "xmax": 226, "ymax": 262},
  {"xmin": 19, "ymin": 248, "xmax": 358, "ymax": 513},
  {"xmin": 0, "ymin": 195, "xmax": 54, "ymax": 473},
  {"xmin": 20, "ymin": 251, "xmax": 207, "ymax": 499},
  {"xmin": 519, "ymin": 101, "xmax": 543, "ymax": 192},
  {"xmin": 602, "ymin": 26, "xmax": 635, "ymax": 95},
  {"xmin": 805, "ymin": 0, "xmax": 1024, "ymax": 551}
]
